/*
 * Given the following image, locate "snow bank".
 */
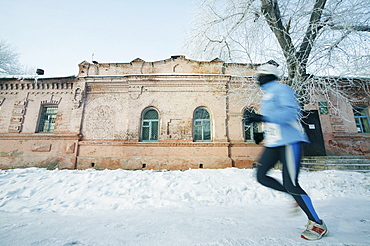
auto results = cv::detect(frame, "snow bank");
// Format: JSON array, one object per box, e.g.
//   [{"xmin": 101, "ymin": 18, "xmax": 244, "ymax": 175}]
[
  {"xmin": 0, "ymin": 168, "xmax": 369, "ymax": 246},
  {"xmin": 1, "ymin": 168, "xmax": 369, "ymax": 213}
]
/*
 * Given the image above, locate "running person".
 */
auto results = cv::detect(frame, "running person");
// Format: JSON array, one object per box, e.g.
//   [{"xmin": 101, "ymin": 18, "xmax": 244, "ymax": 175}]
[{"xmin": 245, "ymin": 64, "xmax": 328, "ymax": 240}]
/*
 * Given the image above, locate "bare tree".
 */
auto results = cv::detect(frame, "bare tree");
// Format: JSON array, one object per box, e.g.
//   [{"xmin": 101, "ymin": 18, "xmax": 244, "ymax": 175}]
[
  {"xmin": 187, "ymin": 0, "xmax": 370, "ymax": 111},
  {"xmin": 0, "ymin": 40, "xmax": 28, "ymax": 75}
]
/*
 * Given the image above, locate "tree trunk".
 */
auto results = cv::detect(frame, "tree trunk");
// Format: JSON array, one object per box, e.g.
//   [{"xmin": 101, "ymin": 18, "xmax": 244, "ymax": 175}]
[{"xmin": 261, "ymin": 0, "xmax": 327, "ymax": 91}]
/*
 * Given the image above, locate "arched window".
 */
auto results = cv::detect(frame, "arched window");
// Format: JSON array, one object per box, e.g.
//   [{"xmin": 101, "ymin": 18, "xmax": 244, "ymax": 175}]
[
  {"xmin": 141, "ymin": 108, "xmax": 159, "ymax": 141},
  {"xmin": 243, "ymin": 108, "xmax": 259, "ymax": 141},
  {"xmin": 193, "ymin": 107, "xmax": 211, "ymax": 141}
]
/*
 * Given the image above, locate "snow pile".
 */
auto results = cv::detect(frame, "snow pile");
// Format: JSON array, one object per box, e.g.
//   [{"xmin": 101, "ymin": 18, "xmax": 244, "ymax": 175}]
[{"xmin": 1, "ymin": 168, "xmax": 369, "ymax": 245}]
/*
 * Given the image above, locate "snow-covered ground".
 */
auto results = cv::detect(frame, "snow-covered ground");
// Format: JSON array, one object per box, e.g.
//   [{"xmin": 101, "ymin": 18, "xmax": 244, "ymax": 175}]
[{"xmin": 0, "ymin": 167, "xmax": 369, "ymax": 245}]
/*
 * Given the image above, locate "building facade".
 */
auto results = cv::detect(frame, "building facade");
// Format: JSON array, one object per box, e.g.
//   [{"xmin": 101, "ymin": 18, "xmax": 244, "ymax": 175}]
[{"xmin": 0, "ymin": 56, "xmax": 369, "ymax": 170}]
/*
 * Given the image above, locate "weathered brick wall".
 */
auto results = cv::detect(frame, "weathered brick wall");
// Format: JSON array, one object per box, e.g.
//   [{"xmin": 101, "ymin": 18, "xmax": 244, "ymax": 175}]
[
  {"xmin": 0, "ymin": 77, "xmax": 83, "ymax": 169},
  {"xmin": 77, "ymin": 74, "xmax": 246, "ymax": 170},
  {"xmin": 306, "ymin": 87, "xmax": 369, "ymax": 156},
  {"xmin": 1, "ymin": 57, "xmax": 368, "ymax": 170}
]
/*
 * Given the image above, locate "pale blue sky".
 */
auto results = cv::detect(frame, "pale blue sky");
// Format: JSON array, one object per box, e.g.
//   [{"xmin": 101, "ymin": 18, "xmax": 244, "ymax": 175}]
[{"xmin": 1, "ymin": 0, "xmax": 196, "ymax": 75}]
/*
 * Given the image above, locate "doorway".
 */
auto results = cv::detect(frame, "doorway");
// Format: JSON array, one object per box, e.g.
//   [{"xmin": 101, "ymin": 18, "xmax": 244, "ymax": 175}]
[{"xmin": 301, "ymin": 110, "xmax": 326, "ymax": 156}]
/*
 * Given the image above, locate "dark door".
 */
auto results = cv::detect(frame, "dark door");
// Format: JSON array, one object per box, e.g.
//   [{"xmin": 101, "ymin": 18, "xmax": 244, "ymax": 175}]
[{"xmin": 301, "ymin": 110, "xmax": 326, "ymax": 156}]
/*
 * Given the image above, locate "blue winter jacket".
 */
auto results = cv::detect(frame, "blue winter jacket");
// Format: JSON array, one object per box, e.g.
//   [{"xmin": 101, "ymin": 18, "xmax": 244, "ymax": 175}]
[{"xmin": 260, "ymin": 80, "xmax": 309, "ymax": 147}]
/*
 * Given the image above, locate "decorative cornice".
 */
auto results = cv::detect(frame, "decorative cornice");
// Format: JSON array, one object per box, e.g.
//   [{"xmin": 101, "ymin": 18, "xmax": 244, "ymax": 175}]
[
  {"xmin": 79, "ymin": 140, "xmax": 230, "ymax": 147},
  {"xmin": 0, "ymin": 133, "xmax": 80, "ymax": 140},
  {"xmin": 82, "ymin": 73, "xmax": 234, "ymax": 80},
  {"xmin": 0, "ymin": 81, "xmax": 75, "ymax": 91}
]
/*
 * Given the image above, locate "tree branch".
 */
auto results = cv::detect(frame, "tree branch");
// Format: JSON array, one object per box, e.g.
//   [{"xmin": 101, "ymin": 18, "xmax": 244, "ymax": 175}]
[
  {"xmin": 330, "ymin": 25, "xmax": 370, "ymax": 32},
  {"xmin": 260, "ymin": 0, "xmax": 296, "ymax": 77},
  {"xmin": 296, "ymin": 0, "xmax": 327, "ymax": 75}
]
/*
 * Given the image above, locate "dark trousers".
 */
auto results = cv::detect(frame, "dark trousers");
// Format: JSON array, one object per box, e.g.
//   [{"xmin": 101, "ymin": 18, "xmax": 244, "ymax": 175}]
[{"xmin": 257, "ymin": 143, "xmax": 321, "ymax": 223}]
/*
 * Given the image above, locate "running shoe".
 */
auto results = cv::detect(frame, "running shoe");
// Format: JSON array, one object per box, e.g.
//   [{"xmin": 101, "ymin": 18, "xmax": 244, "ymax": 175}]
[{"xmin": 301, "ymin": 220, "xmax": 328, "ymax": 240}]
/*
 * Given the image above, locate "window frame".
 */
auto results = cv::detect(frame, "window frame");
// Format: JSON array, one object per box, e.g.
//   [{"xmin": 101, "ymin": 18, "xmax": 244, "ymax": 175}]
[
  {"xmin": 193, "ymin": 107, "xmax": 212, "ymax": 142},
  {"xmin": 141, "ymin": 108, "xmax": 159, "ymax": 142},
  {"xmin": 318, "ymin": 102, "xmax": 329, "ymax": 115},
  {"xmin": 243, "ymin": 108, "xmax": 260, "ymax": 142},
  {"xmin": 36, "ymin": 104, "xmax": 58, "ymax": 133},
  {"xmin": 353, "ymin": 106, "xmax": 370, "ymax": 134}
]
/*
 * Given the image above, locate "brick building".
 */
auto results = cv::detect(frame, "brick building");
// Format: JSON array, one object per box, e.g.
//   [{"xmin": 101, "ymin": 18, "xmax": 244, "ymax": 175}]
[{"xmin": 0, "ymin": 56, "xmax": 369, "ymax": 170}]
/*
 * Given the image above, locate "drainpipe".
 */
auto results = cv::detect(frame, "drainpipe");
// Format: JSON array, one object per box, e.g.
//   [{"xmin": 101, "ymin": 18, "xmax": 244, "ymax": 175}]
[
  {"xmin": 225, "ymin": 76, "xmax": 234, "ymax": 167},
  {"xmin": 74, "ymin": 79, "xmax": 87, "ymax": 169}
]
